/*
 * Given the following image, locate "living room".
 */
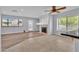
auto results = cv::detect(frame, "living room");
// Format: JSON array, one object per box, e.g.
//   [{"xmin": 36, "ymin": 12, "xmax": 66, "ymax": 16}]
[{"xmin": 0, "ymin": 6, "xmax": 79, "ymax": 52}]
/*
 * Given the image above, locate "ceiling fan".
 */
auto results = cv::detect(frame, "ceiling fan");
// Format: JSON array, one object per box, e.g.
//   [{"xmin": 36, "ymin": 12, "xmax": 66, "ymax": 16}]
[{"xmin": 45, "ymin": 6, "xmax": 66, "ymax": 13}]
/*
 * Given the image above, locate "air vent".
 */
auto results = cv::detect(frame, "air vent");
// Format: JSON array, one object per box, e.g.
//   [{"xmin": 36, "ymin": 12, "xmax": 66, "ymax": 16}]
[{"xmin": 12, "ymin": 10, "xmax": 18, "ymax": 12}]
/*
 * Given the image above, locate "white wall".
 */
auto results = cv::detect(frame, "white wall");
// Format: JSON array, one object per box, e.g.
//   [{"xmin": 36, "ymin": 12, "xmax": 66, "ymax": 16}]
[
  {"xmin": 33, "ymin": 19, "xmax": 39, "ymax": 31},
  {"xmin": 0, "ymin": 16, "xmax": 1, "ymax": 51},
  {"xmin": 1, "ymin": 15, "xmax": 39, "ymax": 34},
  {"xmin": 39, "ymin": 14, "xmax": 49, "ymax": 25},
  {"xmin": 47, "ymin": 14, "xmax": 53, "ymax": 35},
  {"xmin": 0, "ymin": 9, "xmax": 1, "ymax": 51}
]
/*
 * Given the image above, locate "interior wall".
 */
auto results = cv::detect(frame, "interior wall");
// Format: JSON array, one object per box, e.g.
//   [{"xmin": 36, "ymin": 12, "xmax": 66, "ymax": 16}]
[
  {"xmin": 47, "ymin": 14, "xmax": 53, "ymax": 35},
  {"xmin": 39, "ymin": 14, "xmax": 49, "ymax": 24},
  {"xmin": 0, "ymin": 14, "xmax": 1, "ymax": 51},
  {"xmin": 47, "ymin": 14, "xmax": 57, "ymax": 35},
  {"xmin": 33, "ymin": 19, "xmax": 39, "ymax": 31},
  {"xmin": 1, "ymin": 15, "xmax": 39, "ymax": 34}
]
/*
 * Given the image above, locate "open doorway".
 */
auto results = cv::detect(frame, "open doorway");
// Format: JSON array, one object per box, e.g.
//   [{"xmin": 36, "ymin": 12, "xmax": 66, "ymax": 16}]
[{"xmin": 28, "ymin": 20, "xmax": 33, "ymax": 32}]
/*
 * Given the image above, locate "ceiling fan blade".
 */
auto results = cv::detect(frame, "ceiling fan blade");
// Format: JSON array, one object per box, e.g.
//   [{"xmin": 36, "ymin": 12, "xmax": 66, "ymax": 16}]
[{"xmin": 57, "ymin": 7, "xmax": 66, "ymax": 10}]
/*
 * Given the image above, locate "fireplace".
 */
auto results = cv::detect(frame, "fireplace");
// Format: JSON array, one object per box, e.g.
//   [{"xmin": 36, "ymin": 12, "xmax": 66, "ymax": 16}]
[{"xmin": 42, "ymin": 27, "xmax": 47, "ymax": 33}]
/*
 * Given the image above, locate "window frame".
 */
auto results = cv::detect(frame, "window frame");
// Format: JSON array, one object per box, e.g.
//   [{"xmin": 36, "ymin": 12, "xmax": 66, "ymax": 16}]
[{"xmin": 1, "ymin": 15, "xmax": 23, "ymax": 27}]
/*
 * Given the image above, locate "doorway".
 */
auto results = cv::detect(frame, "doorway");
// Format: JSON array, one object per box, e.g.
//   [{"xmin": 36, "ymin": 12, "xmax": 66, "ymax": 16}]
[{"xmin": 28, "ymin": 20, "xmax": 33, "ymax": 31}]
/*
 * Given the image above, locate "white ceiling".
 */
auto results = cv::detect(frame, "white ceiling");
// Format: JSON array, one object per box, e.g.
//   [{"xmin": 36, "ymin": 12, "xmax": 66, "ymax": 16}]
[{"xmin": 0, "ymin": 6, "xmax": 79, "ymax": 18}]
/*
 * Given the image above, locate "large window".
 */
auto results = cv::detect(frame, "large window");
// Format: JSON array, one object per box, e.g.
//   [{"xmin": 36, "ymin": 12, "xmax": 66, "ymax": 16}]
[
  {"xmin": 1, "ymin": 15, "xmax": 22, "ymax": 27},
  {"xmin": 2, "ymin": 18, "xmax": 8, "ymax": 26},
  {"xmin": 57, "ymin": 17, "xmax": 66, "ymax": 32},
  {"xmin": 9, "ymin": 18, "xmax": 18, "ymax": 26},
  {"xmin": 57, "ymin": 16, "xmax": 79, "ymax": 36},
  {"xmin": 67, "ymin": 16, "xmax": 78, "ymax": 36},
  {"xmin": 28, "ymin": 20, "xmax": 33, "ymax": 31}
]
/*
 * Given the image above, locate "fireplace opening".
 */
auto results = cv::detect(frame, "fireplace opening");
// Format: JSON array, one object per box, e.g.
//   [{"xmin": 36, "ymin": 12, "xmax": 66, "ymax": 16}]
[{"xmin": 42, "ymin": 27, "xmax": 47, "ymax": 33}]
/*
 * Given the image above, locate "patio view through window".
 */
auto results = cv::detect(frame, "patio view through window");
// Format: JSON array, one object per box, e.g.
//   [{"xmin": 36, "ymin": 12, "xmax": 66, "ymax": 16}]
[{"xmin": 57, "ymin": 16, "xmax": 79, "ymax": 36}]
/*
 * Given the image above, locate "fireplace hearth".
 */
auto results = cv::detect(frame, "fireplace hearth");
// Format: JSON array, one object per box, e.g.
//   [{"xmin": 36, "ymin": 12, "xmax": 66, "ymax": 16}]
[{"xmin": 42, "ymin": 27, "xmax": 47, "ymax": 33}]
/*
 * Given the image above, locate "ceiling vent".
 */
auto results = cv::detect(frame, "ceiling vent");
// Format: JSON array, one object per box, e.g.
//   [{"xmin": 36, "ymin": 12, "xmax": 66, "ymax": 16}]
[{"xmin": 12, "ymin": 10, "xmax": 18, "ymax": 12}]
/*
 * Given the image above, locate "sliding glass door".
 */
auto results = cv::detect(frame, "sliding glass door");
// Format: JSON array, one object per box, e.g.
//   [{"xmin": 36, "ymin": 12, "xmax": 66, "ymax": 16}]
[
  {"xmin": 57, "ymin": 17, "xmax": 66, "ymax": 34},
  {"xmin": 67, "ymin": 16, "xmax": 79, "ymax": 36},
  {"xmin": 57, "ymin": 16, "xmax": 79, "ymax": 37},
  {"xmin": 28, "ymin": 20, "xmax": 33, "ymax": 31}
]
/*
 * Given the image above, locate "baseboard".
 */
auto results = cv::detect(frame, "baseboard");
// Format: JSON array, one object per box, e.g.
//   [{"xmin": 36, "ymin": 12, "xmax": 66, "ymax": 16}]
[{"xmin": 1, "ymin": 31, "xmax": 39, "ymax": 35}]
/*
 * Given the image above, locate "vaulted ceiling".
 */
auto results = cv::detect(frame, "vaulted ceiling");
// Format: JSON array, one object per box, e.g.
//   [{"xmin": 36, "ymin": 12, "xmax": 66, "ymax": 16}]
[{"xmin": 0, "ymin": 6, "xmax": 79, "ymax": 18}]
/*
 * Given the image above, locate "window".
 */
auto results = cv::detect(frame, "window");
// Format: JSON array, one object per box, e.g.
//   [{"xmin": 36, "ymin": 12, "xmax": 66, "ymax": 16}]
[
  {"xmin": 2, "ymin": 18, "xmax": 8, "ymax": 26},
  {"xmin": 28, "ymin": 20, "xmax": 33, "ymax": 31},
  {"xmin": 57, "ymin": 17, "xmax": 66, "ymax": 33},
  {"xmin": 1, "ymin": 15, "xmax": 22, "ymax": 27},
  {"xmin": 19, "ymin": 19, "xmax": 22, "ymax": 26},
  {"xmin": 57, "ymin": 16, "xmax": 79, "ymax": 36},
  {"xmin": 9, "ymin": 18, "xmax": 19, "ymax": 26},
  {"xmin": 67, "ymin": 16, "xmax": 78, "ymax": 35}
]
